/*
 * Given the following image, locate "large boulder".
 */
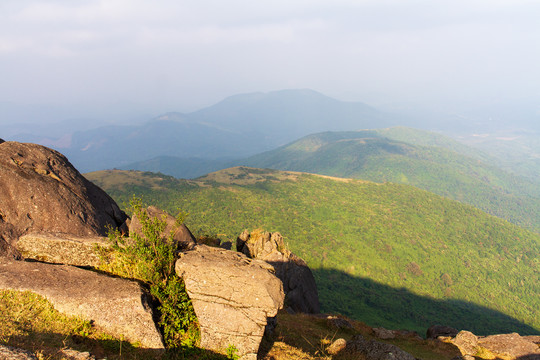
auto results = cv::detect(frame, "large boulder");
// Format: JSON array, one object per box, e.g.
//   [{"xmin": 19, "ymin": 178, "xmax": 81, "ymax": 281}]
[
  {"xmin": 0, "ymin": 258, "xmax": 164, "ymax": 349},
  {"xmin": 129, "ymin": 206, "xmax": 196, "ymax": 251},
  {"xmin": 175, "ymin": 245, "xmax": 284, "ymax": 360},
  {"xmin": 237, "ymin": 230, "xmax": 320, "ymax": 313},
  {"xmin": 0, "ymin": 141, "xmax": 127, "ymax": 258}
]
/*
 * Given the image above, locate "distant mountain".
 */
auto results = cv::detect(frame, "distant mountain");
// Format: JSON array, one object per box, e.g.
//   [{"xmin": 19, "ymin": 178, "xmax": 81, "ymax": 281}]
[
  {"xmin": 6, "ymin": 90, "xmax": 396, "ymax": 172},
  {"xmin": 188, "ymin": 89, "xmax": 395, "ymax": 142},
  {"xmin": 61, "ymin": 118, "xmax": 247, "ymax": 172},
  {"xmin": 238, "ymin": 128, "xmax": 540, "ymax": 232},
  {"xmin": 85, "ymin": 167, "xmax": 540, "ymax": 336},
  {"xmin": 120, "ymin": 156, "xmax": 229, "ymax": 179}
]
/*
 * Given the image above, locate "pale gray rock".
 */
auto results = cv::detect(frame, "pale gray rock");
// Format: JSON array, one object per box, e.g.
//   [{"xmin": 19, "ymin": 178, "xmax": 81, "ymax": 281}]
[
  {"xmin": 237, "ymin": 230, "xmax": 320, "ymax": 313},
  {"xmin": 374, "ymin": 327, "xmax": 397, "ymax": 340},
  {"xmin": 175, "ymin": 245, "xmax": 284, "ymax": 360},
  {"xmin": 0, "ymin": 345, "xmax": 37, "ymax": 360},
  {"xmin": 16, "ymin": 233, "xmax": 109, "ymax": 267},
  {"xmin": 0, "ymin": 258, "xmax": 164, "ymax": 349},
  {"xmin": 59, "ymin": 349, "xmax": 96, "ymax": 360}
]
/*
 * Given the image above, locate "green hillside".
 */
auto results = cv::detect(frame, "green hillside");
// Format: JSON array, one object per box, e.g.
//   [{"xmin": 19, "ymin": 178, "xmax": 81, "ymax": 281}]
[
  {"xmin": 86, "ymin": 168, "xmax": 540, "ymax": 336},
  {"xmin": 238, "ymin": 128, "xmax": 540, "ymax": 232}
]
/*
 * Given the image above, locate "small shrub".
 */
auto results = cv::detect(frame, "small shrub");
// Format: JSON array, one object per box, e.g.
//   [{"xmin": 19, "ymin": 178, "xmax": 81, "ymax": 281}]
[
  {"xmin": 100, "ymin": 197, "xmax": 199, "ymax": 348},
  {"xmin": 225, "ymin": 344, "xmax": 239, "ymax": 360}
]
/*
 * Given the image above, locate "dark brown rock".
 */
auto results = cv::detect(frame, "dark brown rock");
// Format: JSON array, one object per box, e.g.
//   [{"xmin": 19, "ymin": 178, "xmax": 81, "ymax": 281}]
[
  {"xmin": 0, "ymin": 141, "xmax": 127, "ymax": 257},
  {"xmin": 175, "ymin": 245, "xmax": 284, "ymax": 360},
  {"xmin": 345, "ymin": 334, "xmax": 416, "ymax": 360},
  {"xmin": 427, "ymin": 324, "xmax": 459, "ymax": 339},
  {"xmin": 0, "ymin": 258, "xmax": 164, "ymax": 349},
  {"xmin": 237, "ymin": 230, "xmax": 320, "ymax": 313},
  {"xmin": 129, "ymin": 206, "xmax": 196, "ymax": 250},
  {"xmin": 327, "ymin": 315, "xmax": 354, "ymax": 330}
]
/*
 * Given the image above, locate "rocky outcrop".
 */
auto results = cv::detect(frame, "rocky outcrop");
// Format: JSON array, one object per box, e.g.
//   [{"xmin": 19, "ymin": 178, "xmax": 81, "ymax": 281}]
[
  {"xmin": 16, "ymin": 233, "xmax": 109, "ymax": 267},
  {"xmin": 129, "ymin": 205, "xmax": 196, "ymax": 251},
  {"xmin": 237, "ymin": 230, "xmax": 320, "ymax": 313},
  {"xmin": 0, "ymin": 258, "xmax": 164, "ymax": 349},
  {"xmin": 449, "ymin": 330, "xmax": 540, "ymax": 360},
  {"xmin": 175, "ymin": 245, "xmax": 284, "ymax": 360},
  {"xmin": 0, "ymin": 141, "xmax": 127, "ymax": 258},
  {"xmin": 328, "ymin": 334, "xmax": 416, "ymax": 360}
]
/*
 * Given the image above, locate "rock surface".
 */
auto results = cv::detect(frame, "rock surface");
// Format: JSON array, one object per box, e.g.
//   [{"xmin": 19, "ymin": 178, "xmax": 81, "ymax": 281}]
[
  {"xmin": 237, "ymin": 230, "xmax": 320, "ymax": 313},
  {"xmin": 129, "ymin": 206, "xmax": 196, "ymax": 250},
  {"xmin": 449, "ymin": 330, "xmax": 540, "ymax": 359},
  {"xmin": 175, "ymin": 245, "xmax": 284, "ymax": 360},
  {"xmin": 16, "ymin": 233, "xmax": 109, "ymax": 267},
  {"xmin": 373, "ymin": 327, "xmax": 397, "ymax": 340},
  {"xmin": 0, "ymin": 258, "xmax": 164, "ymax": 349},
  {"xmin": 0, "ymin": 141, "xmax": 127, "ymax": 258},
  {"xmin": 345, "ymin": 334, "xmax": 417, "ymax": 360},
  {"xmin": 0, "ymin": 345, "xmax": 37, "ymax": 360},
  {"xmin": 426, "ymin": 324, "xmax": 459, "ymax": 339}
]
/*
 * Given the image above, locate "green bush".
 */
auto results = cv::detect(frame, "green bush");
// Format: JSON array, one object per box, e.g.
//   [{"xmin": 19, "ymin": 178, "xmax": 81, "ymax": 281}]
[{"xmin": 100, "ymin": 197, "xmax": 199, "ymax": 348}]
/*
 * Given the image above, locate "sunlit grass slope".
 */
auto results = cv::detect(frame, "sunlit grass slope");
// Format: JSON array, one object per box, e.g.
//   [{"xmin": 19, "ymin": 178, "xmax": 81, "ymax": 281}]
[{"xmin": 86, "ymin": 168, "xmax": 540, "ymax": 336}]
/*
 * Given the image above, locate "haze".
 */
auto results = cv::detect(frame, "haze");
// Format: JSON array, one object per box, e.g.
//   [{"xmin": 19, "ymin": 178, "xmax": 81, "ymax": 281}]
[{"xmin": 1, "ymin": 0, "xmax": 540, "ymax": 127}]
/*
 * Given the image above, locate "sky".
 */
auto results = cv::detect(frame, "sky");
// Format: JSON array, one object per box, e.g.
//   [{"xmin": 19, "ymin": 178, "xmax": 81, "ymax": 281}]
[{"xmin": 1, "ymin": 0, "xmax": 540, "ymax": 122}]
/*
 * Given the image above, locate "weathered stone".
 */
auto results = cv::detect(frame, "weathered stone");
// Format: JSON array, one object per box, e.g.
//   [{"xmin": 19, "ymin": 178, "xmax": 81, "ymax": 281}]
[
  {"xmin": 59, "ymin": 349, "xmax": 96, "ymax": 360},
  {"xmin": 129, "ymin": 206, "xmax": 196, "ymax": 250},
  {"xmin": 478, "ymin": 333, "xmax": 540, "ymax": 359},
  {"xmin": 0, "ymin": 141, "xmax": 127, "ymax": 257},
  {"xmin": 327, "ymin": 338, "xmax": 347, "ymax": 355},
  {"xmin": 0, "ymin": 258, "xmax": 164, "ymax": 349},
  {"xmin": 237, "ymin": 230, "xmax": 320, "ymax": 313},
  {"xmin": 345, "ymin": 334, "xmax": 416, "ymax": 360},
  {"xmin": 327, "ymin": 315, "xmax": 354, "ymax": 330},
  {"xmin": 450, "ymin": 331, "xmax": 479, "ymax": 356},
  {"xmin": 175, "ymin": 245, "xmax": 284, "ymax": 360},
  {"xmin": 427, "ymin": 324, "xmax": 459, "ymax": 339},
  {"xmin": 374, "ymin": 327, "xmax": 397, "ymax": 340},
  {"xmin": 0, "ymin": 345, "xmax": 37, "ymax": 360},
  {"xmin": 16, "ymin": 233, "xmax": 109, "ymax": 267}
]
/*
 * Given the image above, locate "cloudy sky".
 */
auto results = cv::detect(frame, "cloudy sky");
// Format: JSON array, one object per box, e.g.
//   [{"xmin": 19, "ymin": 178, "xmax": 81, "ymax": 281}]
[{"xmin": 1, "ymin": 0, "xmax": 540, "ymax": 119}]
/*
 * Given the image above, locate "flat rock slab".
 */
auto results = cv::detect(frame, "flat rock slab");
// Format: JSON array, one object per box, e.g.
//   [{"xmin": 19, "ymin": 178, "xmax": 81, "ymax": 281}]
[
  {"xmin": 0, "ymin": 259, "xmax": 163, "ymax": 349},
  {"xmin": 176, "ymin": 245, "xmax": 284, "ymax": 360},
  {"xmin": 16, "ymin": 233, "xmax": 110, "ymax": 267}
]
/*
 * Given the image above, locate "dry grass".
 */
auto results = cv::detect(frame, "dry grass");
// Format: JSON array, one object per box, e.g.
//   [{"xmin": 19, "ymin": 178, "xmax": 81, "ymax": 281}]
[
  {"xmin": 0, "ymin": 289, "xmax": 155, "ymax": 359},
  {"xmin": 260, "ymin": 311, "xmax": 461, "ymax": 360}
]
